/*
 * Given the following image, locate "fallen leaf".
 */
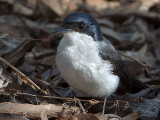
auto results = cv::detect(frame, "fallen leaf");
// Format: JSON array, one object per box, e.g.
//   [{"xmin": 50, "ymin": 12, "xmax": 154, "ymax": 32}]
[
  {"xmin": 86, "ymin": 0, "xmax": 120, "ymax": 11},
  {"xmin": 96, "ymin": 113, "xmax": 121, "ymax": 120},
  {"xmin": 41, "ymin": 0, "xmax": 82, "ymax": 16},
  {"xmin": 121, "ymin": 112, "xmax": 141, "ymax": 120}
]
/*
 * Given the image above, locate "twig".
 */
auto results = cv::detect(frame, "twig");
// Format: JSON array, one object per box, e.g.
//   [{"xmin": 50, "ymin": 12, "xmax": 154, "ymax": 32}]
[
  {"xmin": 0, "ymin": 92, "xmax": 145, "ymax": 104},
  {"xmin": 74, "ymin": 97, "xmax": 86, "ymax": 114},
  {"xmin": 0, "ymin": 102, "xmax": 79, "ymax": 119},
  {"xmin": 0, "ymin": 57, "xmax": 47, "ymax": 95}
]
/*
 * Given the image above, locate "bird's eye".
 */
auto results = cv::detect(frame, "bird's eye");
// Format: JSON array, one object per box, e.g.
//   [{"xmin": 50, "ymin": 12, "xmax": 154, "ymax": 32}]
[{"xmin": 78, "ymin": 23, "xmax": 86, "ymax": 29}]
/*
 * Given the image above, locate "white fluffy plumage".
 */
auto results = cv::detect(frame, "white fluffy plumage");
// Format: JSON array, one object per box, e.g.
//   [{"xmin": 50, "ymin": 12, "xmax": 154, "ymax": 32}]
[{"xmin": 56, "ymin": 32, "xmax": 119, "ymax": 97}]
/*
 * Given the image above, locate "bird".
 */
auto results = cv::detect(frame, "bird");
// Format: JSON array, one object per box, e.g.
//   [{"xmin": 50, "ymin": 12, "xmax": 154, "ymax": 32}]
[{"xmin": 53, "ymin": 12, "xmax": 148, "ymax": 113}]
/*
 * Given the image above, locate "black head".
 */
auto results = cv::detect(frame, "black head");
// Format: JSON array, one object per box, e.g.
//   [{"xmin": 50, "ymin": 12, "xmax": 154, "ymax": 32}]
[{"xmin": 53, "ymin": 12, "xmax": 103, "ymax": 41}]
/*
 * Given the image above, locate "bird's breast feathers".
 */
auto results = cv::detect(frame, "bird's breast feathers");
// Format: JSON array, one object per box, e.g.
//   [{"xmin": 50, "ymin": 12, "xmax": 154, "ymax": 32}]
[{"xmin": 56, "ymin": 32, "xmax": 119, "ymax": 97}]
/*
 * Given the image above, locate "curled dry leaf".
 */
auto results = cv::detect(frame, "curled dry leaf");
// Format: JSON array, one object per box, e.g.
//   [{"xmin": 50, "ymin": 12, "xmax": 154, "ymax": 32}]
[
  {"xmin": 2, "ymin": 39, "xmax": 36, "ymax": 65},
  {"xmin": 0, "ymin": 66, "xmax": 10, "ymax": 90}
]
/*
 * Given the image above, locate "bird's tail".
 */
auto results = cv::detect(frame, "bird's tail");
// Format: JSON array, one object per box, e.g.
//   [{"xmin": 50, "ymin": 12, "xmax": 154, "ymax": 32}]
[{"xmin": 129, "ymin": 76, "xmax": 148, "ymax": 94}]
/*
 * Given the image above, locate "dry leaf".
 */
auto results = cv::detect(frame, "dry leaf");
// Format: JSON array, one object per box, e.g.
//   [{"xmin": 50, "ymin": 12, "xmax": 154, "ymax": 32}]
[
  {"xmin": 101, "ymin": 27, "xmax": 124, "ymax": 42},
  {"xmin": 41, "ymin": 0, "xmax": 82, "ymax": 16},
  {"xmin": 76, "ymin": 113, "xmax": 99, "ymax": 120},
  {"xmin": 86, "ymin": 0, "xmax": 119, "ymax": 11},
  {"xmin": 96, "ymin": 114, "xmax": 121, "ymax": 120},
  {"xmin": 121, "ymin": 112, "xmax": 141, "ymax": 120},
  {"xmin": 0, "ymin": 67, "xmax": 9, "ymax": 90},
  {"xmin": 139, "ymin": 0, "xmax": 160, "ymax": 11}
]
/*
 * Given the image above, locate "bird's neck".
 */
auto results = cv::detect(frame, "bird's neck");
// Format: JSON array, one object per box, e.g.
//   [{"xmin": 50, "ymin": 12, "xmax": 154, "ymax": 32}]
[{"xmin": 63, "ymin": 31, "xmax": 97, "ymax": 46}]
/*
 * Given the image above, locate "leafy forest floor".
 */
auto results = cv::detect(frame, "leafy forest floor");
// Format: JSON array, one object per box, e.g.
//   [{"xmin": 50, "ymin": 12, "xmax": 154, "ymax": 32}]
[{"xmin": 0, "ymin": 0, "xmax": 160, "ymax": 120}]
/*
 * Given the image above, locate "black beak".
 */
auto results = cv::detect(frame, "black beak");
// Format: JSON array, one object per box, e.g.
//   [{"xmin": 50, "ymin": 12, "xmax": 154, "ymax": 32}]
[{"xmin": 53, "ymin": 27, "xmax": 72, "ymax": 33}]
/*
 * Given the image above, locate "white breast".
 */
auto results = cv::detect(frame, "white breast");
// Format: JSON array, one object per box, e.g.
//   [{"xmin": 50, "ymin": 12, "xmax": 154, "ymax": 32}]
[{"xmin": 55, "ymin": 32, "xmax": 119, "ymax": 97}]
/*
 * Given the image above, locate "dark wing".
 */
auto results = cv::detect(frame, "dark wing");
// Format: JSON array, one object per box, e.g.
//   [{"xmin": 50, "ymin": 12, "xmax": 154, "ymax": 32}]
[{"xmin": 99, "ymin": 37, "xmax": 148, "ymax": 94}]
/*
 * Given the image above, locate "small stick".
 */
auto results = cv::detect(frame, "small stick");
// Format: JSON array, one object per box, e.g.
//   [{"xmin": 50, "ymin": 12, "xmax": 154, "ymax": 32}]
[
  {"xmin": 0, "ymin": 92, "xmax": 145, "ymax": 105},
  {"xmin": 75, "ymin": 97, "xmax": 86, "ymax": 114},
  {"xmin": 0, "ymin": 57, "xmax": 47, "ymax": 95}
]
